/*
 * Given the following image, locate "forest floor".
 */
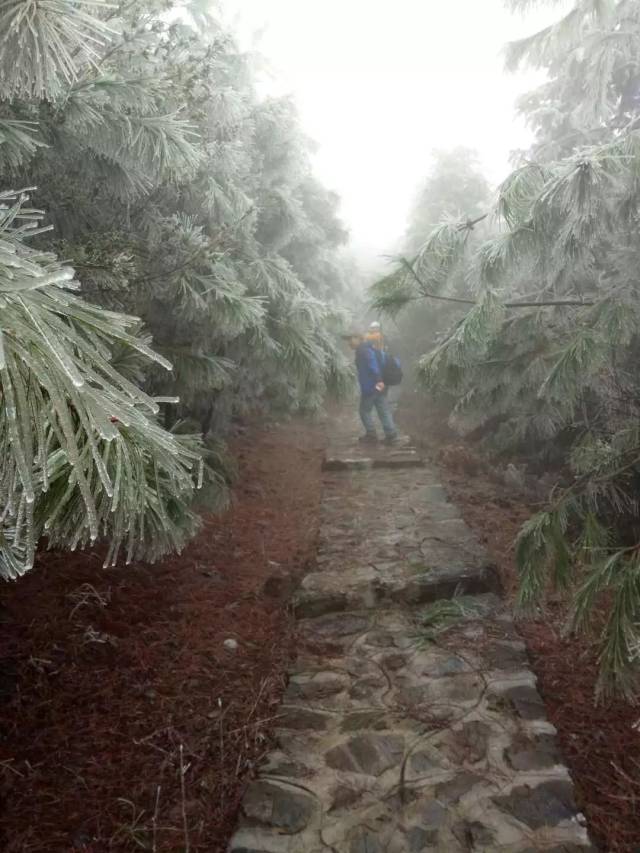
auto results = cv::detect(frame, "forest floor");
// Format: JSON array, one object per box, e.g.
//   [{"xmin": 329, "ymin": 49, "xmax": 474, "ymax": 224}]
[
  {"xmin": 399, "ymin": 397, "xmax": 640, "ymax": 852},
  {"xmin": 1, "ymin": 402, "xmax": 639, "ymax": 851},
  {"xmin": 0, "ymin": 417, "xmax": 326, "ymax": 852}
]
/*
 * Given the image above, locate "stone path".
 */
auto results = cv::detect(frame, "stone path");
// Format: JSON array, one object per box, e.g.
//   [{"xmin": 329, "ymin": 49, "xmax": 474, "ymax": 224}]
[{"xmin": 229, "ymin": 411, "xmax": 595, "ymax": 852}]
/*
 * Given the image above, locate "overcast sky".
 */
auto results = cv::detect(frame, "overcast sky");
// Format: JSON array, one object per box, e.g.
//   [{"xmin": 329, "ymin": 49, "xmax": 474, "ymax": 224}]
[{"xmin": 225, "ymin": 0, "xmax": 564, "ymax": 262}]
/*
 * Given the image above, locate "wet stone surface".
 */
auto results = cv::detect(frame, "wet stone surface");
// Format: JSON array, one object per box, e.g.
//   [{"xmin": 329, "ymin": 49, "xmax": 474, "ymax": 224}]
[
  {"xmin": 326, "ymin": 733, "xmax": 405, "ymax": 776},
  {"xmin": 494, "ymin": 780, "xmax": 579, "ymax": 829},
  {"xmin": 242, "ymin": 779, "xmax": 319, "ymax": 833},
  {"xmin": 229, "ymin": 410, "xmax": 594, "ymax": 852}
]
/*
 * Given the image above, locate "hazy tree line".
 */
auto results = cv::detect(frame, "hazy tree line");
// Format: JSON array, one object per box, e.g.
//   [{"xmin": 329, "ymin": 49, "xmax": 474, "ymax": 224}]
[
  {"xmin": 385, "ymin": 147, "xmax": 491, "ymax": 366},
  {"xmin": 375, "ymin": 0, "xmax": 640, "ymax": 697},
  {"xmin": 0, "ymin": 0, "xmax": 352, "ymax": 579}
]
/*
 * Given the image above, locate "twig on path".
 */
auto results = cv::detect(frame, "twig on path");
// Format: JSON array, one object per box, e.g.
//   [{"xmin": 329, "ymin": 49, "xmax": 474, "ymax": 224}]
[
  {"xmin": 245, "ymin": 677, "xmax": 268, "ymax": 723},
  {"xmin": 179, "ymin": 744, "xmax": 190, "ymax": 853},
  {"xmin": 226, "ymin": 712, "xmax": 285, "ymax": 736},
  {"xmin": 218, "ymin": 697, "xmax": 225, "ymax": 813},
  {"xmin": 151, "ymin": 784, "xmax": 161, "ymax": 853},
  {"xmin": 0, "ymin": 759, "xmax": 24, "ymax": 778},
  {"xmin": 611, "ymin": 760, "xmax": 640, "ymax": 790}
]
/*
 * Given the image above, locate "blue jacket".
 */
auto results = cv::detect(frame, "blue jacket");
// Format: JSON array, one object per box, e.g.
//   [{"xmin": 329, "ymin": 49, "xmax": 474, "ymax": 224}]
[{"xmin": 355, "ymin": 341, "xmax": 383, "ymax": 396}]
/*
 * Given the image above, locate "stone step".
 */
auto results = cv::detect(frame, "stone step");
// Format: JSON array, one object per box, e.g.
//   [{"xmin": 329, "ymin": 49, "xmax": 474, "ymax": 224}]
[
  {"xmin": 305, "ymin": 487, "xmax": 499, "ymax": 617},
  {"xmin": 322, "ymin": 457, "xmax": 375, "ymax": 471},
  {"xmin": 323, "ymin": 452, "xmax": 425, "ymax": 472},
  {"xmin": 293, "ymin": 559, "xmax": 500, "ymax": 619},
  {"xmin": 326, "ymin": 433, "xmax": 415, "ymax": 451},
  {"xmin": 373, "ymin": 453, "xmax": 425, "ymax": 469}
]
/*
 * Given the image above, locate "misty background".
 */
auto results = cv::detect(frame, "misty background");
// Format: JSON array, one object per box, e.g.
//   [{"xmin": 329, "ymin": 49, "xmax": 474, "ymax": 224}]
[{"xmin": 228, "ymin": 0, "xmax": 568, "ymax": 267}]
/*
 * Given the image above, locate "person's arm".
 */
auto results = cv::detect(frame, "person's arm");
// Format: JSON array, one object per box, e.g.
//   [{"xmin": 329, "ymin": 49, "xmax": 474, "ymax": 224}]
[{"xmin": 366, "ymin": 346, "xmax": 385, "ymax": 391}]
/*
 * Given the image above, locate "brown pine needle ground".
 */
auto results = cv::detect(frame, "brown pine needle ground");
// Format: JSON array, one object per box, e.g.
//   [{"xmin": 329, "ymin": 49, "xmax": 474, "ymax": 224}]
[{"xmin": 0, "ymin": 418, "xmax": 325, "ymax": 852}]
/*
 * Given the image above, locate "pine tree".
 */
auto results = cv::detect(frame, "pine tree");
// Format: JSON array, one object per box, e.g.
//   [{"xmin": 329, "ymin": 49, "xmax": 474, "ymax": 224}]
[
  {"xmin": 372, "ymin": 148, "xmax": 491, "ymax": 366},
  {"xmin": 373, "ymin": 0, "xmax": 640, "ymax": 697},
  {"xmin": 0, "ymin": 0, "xmax": 352, "ymax": 578},
  {"xmin": 5, "ymin": 1, "xmax": 352, "ymax": 432},
  {"xmin": 404, "ymin": 148, "xmax": 491, "ymax": 256}
]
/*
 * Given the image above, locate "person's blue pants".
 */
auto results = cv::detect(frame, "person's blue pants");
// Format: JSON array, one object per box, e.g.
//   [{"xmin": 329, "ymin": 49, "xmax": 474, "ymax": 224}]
[{"xmin": 359, "ymin": 391, "xmax": 397, "ymax": 437}]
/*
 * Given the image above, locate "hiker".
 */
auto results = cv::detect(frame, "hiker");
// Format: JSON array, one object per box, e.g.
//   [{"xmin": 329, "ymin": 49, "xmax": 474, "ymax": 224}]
[
  {"xmin": 368, "ymin": 322, "xmax": 401, "ymax": 412},
  {"xmin": 347, "ymin": 323, "xmax": 402, "ymax": 445}
]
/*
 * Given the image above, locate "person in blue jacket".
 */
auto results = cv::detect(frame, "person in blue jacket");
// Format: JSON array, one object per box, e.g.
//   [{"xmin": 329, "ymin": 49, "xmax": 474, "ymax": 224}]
[{"xmin": 348, "ymin": 324, "xmax": 399, "ymax": 445}]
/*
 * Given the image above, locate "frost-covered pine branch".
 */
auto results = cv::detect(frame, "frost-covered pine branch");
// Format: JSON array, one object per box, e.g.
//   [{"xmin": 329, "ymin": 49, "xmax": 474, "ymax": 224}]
[{"xmin": 0, "ymin": 190, "xmax": 206, "ymax": 578}]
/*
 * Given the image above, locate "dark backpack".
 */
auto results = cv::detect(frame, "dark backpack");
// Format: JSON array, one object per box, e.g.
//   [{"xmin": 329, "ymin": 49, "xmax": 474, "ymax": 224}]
[{"xmin": 376, "ymin": 349, "xmax": 403, "ymax": 386}]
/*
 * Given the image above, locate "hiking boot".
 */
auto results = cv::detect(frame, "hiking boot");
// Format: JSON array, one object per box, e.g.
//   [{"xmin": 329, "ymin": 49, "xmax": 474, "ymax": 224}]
[
  {"xmin": 383, "ymin": 434, "xmax": 400, "ymax": 446},
  {"xmin": 358, "ymin": 434, "xmax": 378, "ymax": 444}
]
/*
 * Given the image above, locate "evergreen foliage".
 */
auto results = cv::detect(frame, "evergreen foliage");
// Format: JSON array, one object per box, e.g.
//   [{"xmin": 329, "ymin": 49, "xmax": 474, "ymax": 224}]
[
  {"xmin": 371, "ymin": 148, "xmax": 490, "ymax": 366},
  {"xmin": 373, "ymin": 0, "xmax": 640, "ymax": 697},
  {"xmin": 0, "ymin": 189, "xmax": 203, "ymax": 579},
  {"xmin": 404, "ymin": 148, "xmax": 491, "ymax": 256},
  {"xmin": 0, "ymin": 0, "xmax": 352, "ymax": 579}
]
